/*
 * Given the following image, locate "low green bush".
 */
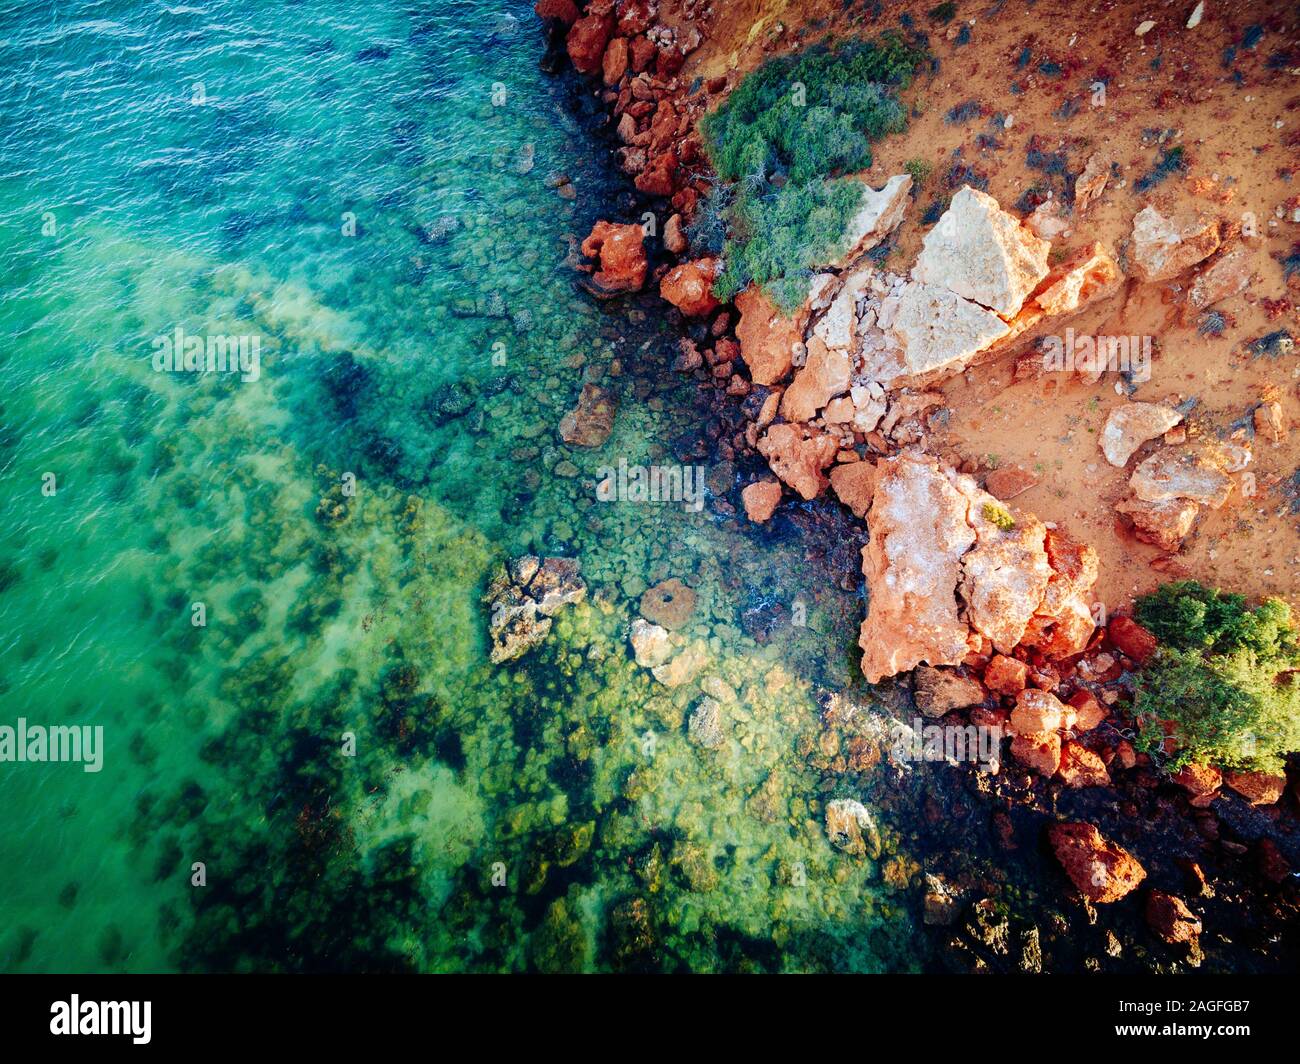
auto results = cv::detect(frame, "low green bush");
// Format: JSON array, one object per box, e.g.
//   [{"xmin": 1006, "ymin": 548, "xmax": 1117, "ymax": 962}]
[
  {"xmin": 699, "ymin": 33, "xmax": 926, "ymax": 311},
  {"xmin": 1131, "ymin": 581, "xmax": 1300, "ymax": 773}
]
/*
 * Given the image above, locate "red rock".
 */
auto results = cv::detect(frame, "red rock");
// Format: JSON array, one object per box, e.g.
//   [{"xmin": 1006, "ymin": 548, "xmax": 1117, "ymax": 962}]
[
  {"xmin": 580, "ymin": 220, "xmax": 647, "ymax": 293},
  {"xmin": 1011, "ymin": 688, "xmax": 1073, "ymax": 734},
  {"xmin": 1011, "ymin": 731, "xmax": 1062, "ymax": 776},
  {"xmin": 1223, "ymin": 769, "xmax": 1287, "ymax": 806},
  {"xmin": 602, "ymin": 36, "xmax": 629, "ymax": 85},
  {"xmin": 1108, "ymin": 615, "xmax": 1158, "ymax": 664},
  {"xmin": 1058, "ymin": 741, "xmax": 1111, "ymax": 787},
  {"xmin": 1067, "ymin": 690, "xmax": 1107, "ymax": 731},
  {"xmin": 741, "ymin": 479, "xmax": 782, "ymax": 523},
  {"xmin": 984, "ymin": 654, "xmax": 1029, "ymax": 696},
  {"xmin": 735, "ymin": 284, "xmax": 805, "ymax": 386},
  {"xmin": 628, "ymin": 34, "xmax": 656, "ymax": 72},
  {"xmin": 635, "ymin": 150, "xmax": 678, "ymax": 197},
  {"xmin": 663, "ymin": 212, "xmax": 687, "ymax": 254},
  {"xmin": 1146, "ymin": 891, "xmax": 1201, "ymax": 944},
  {"xmin": 985, "ymin": 465, "xmax": 1038, "ymax": 500},
  {"xmin": 1257, "ymin": 839, "xmax": 1291, "ymax": 884},
  {"xmin": 566, "ymin": 13, "xmax": 615, "ymax": 74},
  {"xmin": 1173, "ymin": 763, "xmax": 1222, "ymax": 807},
  {"xmin": 1116, "ymin": 740, "xmax": 1138, "ymax": 770},
  {"xmin": 780, "ymin": 336, "xmax": 851, "ymax": 421},
  {"xmin": 1048, "ymin": 821, "xmax": 1147, "ymax": 902},
  {"xmin": 828, "ymin": 461, "xmax": 879, "ymax": 519},
  {"xmin": 535, "ymin": 0, "xmax": 579, "ymax": 24},
  {"xmin": 659, "ymin": 258, "xmax": 719, "ymax": 317},
  {"xmin": 616, "ymin": 0, "xmax": 654, "ymax": 35},
  {"xmin": 757, "ymin": 424, "xmax": 837, "ymax": 500},
  {"xmin": 655, "ymin": 45, "xmax": 685, "ymax": 78}
]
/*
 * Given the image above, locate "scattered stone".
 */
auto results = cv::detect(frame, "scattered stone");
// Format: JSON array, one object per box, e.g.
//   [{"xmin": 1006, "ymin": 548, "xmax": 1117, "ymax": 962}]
[
  {"xmin": 888, "ymin": 280, "xmax": 1011, "ymax": 380},
  {"xmin": 923, "ymin": 874, "xmax": 962, "ymax": 926},
  {"xmin": 1189, "ymin": 243, "xmax": 1255, "ymax": 309},
  {"xmin": 741, "ymin": 478, "xmax": 783, "ymax": 523},
  {"xmin": 1059, "ymin": 741, "xmax": 1111, "ymax": 787},
  {"xmin": 913, "ymin": 666, "xmax": 986, "ymax": 718},
  {"xmin": 1011, "ymin": 688, "xmax": 1074, "ymax": 734},
  {"xmin": 1074, "ymin": 152, "xmax": 1109, "ymax": 213},
  {"xmin": 1068, "ymin": 690, "xmax": 1107, "ymax": 731},
  {"xmin": 580, "ymin": 220, "xmax": 647, "ymax": 293},
  {"xmin": 559, "ymin": 383, "xmax": 618, "ymax": 447},
  {"xmin": 735, "ymin": 284, "xmax": 807, "ymax": 386},
  {"xmin": 663, "ymin": 212, "xmax": 687, "ymax": 254},
  {"xmin": 757, "ymin": 423, "xmax": 839, "ymax": 500},
  {"xmin": 985, "ymin": 465, "xmax": 1038, "ymax": 500},
  {"xmin": 984, "ymin": 653, "xmax": 1029, "ymax": 696},
  {"xmin": 1101, "ymin": 403, "xmax": 1184, "ymax": 467},
  {"xmin": 1186, "ymin": 2, "xmax": 1204, "ymax": 30},
  {"xmin": 1115, "ymin": 494, "xmax": 1201, "ymax": 551},
  {"xmin": 1011, "ymin": 730, "xmax": 1062, "ymax": 776},
  {"xmin": 1107, "ymin": 615, "xmax": 1159, "ymax": 664},
  {"xmin": 827, "ymin": 173, "xmax": 913, "ymax": 268},
  {"xmin": 1173, "ymin": 763, "xmax": 1223, "ymax": 807},
  {"xmin": 828, "ymin": 460, "xmax": 879, "ymax": 519},
  {"xmin": 629, "ymin": 617, "xmax": 672, "ymax": 668},
  {"xmin": 566, "ymin": 11, "xmax": 614, "ymax": 74},
  {"xmin": 1048, "ymin": 821, "xmax": 1147, "ymax": 903},
  {"xmin": 780, "ymin": 337, "xmax": 851, "ymax": 421},
  {"xmin": 1130, "ymin": 445, "xmax": 1234, "ymax": 508}
]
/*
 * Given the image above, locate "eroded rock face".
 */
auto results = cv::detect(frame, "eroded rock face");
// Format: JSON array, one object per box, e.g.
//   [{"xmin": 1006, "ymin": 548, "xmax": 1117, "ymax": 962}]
[
  {"xmin": 828, "ymin": 173, "xmax": 912, "ymax": 268},
  {"xmin": 912, "ymin": 185, "xmax": 1051, "ymax": 318},
  {"xmin": 1048, "ymin": 821, "xmax": 1147, "ymax": 903},
  {"xmin": 858, "ymin": 453, "xmax": 977, "ymax": 683},
  {"xmin": 735, "ymin": 284, "xmax": 806, "ymax": 386},
  {"xmin": 961, "ymin": 506, "xmax": 1052, "ymax": 654},
  {"xmin": 757, "ymin": 423, "xmax": 838, "ymax": 500},
  {"xmin": 485, "ymin": 557, "xmax": 586, "ymax": 663},
  {"xmin": 1129, "ymin": 204, "xmax": 1221, "ymax": 282},
  {"xmin": 581, "ymin": 220, "xmax": 647, "ymax": 293},
  {"xmin": 1101, "ymin": 402, "xmax": 1184, "ymax": 467}
]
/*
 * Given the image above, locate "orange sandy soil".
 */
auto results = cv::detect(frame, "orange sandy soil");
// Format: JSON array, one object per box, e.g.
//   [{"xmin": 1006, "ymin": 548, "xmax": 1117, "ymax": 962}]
[{"xmin": 681, "ymin": 0, "xmax": 1300, "ymax": 615}]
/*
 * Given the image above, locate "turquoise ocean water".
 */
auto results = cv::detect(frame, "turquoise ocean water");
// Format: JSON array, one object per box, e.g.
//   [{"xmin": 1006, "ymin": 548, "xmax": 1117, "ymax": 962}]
[{"xmin": 0, "ymin": 0, "xmax": 937, "ymax": 971}]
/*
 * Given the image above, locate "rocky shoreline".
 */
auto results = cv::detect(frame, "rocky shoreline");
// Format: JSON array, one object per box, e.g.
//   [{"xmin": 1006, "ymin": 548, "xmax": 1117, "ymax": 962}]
[{"xmin": 532, "ymin": 0, "xmax": 1299, "ymax": 970}]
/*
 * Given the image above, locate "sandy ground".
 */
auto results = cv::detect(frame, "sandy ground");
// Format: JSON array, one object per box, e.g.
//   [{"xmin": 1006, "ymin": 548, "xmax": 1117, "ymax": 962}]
[{"xmin": 682, "ymin": 0, "xmax": 1300, "ymax": 613}]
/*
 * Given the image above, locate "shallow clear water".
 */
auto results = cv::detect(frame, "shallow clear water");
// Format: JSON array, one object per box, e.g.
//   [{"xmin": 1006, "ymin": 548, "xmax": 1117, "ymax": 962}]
[{"xmin": 0, "ymin": 0, "xmax": 930, "ymax": 971}]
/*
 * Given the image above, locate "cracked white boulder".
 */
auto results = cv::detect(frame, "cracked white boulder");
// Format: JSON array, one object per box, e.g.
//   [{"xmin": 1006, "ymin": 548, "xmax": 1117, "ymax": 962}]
[
  {"xmin": 887, "ymin": 280, "xmax": 1010, "ymax": 380},
  {"xmin": 912, "ymin": 185, "xmax": 1051, "ymax": 318}
]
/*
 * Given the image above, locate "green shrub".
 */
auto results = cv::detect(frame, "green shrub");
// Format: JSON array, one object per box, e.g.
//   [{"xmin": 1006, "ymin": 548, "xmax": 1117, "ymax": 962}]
[
  {"xmin": 1131, "ymin": 581, "xmax": 1300, "ymax": 772},
  {"xmin": 699, "ymin": 33, "xmax": 926, "ymax": 311}
]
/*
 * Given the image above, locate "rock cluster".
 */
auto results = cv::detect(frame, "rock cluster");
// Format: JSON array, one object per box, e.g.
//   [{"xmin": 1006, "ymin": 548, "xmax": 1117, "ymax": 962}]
[{"xmin": 484, "ymin": 556, "xmax": 587, "ymax": 663}]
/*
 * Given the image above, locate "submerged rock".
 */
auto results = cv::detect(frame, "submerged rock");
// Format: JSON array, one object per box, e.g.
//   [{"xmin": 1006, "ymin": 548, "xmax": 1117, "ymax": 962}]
[
  {"xmin": 687, "ymin": 697, "xmax": 725, "ymax": 749},
  {"xmin": 741, "ymin": 478, "xmax": 783, "ymax": 522},
  {"xmin": 639, "ymin": 577, "xmax": 696, "ymax": 630},
  {"xmin": 485, "ymin": 556, "xmax": 586, "ymax": 664},
  {"xmin": 825, "ymin": 798, "xmax": 881, "ymax": 858},
  {"xmin": 559, "ymin": 383, "xmax": 618, "ymax": 447},
  {"xmin": 629, "ymin": 617, "xmax": 672, "ymax": 668}
]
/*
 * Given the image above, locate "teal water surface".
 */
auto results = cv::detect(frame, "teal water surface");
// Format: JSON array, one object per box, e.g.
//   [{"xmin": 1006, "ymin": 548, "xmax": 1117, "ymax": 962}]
[{"xmin": 0, "ymin": 0, "xmax": 930, "ymax": 972}]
